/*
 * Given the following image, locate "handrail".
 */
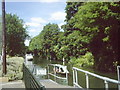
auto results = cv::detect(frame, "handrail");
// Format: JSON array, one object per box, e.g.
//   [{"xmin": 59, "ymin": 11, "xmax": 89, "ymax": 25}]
[
  {"xmin": 73, "ymin": 67, "xmax": 120, "ymax": 84},
  {"xmin": 48, "ymin": 73, "xmax": 67, "ymax": 80},
  {"xmin": 23, "ymin": 63, "xmax": 45, "ymax": 90},
  {"xmin": 73, "ymin": 67, "xmax": 120, "ymax": 89},
  {"xmin": 47, "ymin": 64, "xmax": 68, "ymax": 84},
  {"xmin": 73, "ymin": 82, "xmax": 82, "ymax": 88}
]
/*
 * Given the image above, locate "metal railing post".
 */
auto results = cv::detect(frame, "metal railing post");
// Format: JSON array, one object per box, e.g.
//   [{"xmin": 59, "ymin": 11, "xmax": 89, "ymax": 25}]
[
  {"xmin": 104, "ymin": 80, "xmax": 109, "ymax": 90},
  {"xmin": 118, "ymin": 83, "xmax": 120, "ymax": 90},
  {"xmin": 48, "ymin": 65, "xmax": 49, "ymax": 79},
  {"xmin": 66, "ymin": 71, "xmax": 68, "ymax": 83},
  {"xmin": 72, "ymin": 67, "xmax": 119, "ymax": 89},
  {"xmin": 73, "ymin": 69, "xmax": 75, "ymax": 87},
  {"xmin": 54, "ymin": 66, "xmax": 56, "ymax": 82},
  {"xmin": 85, "ymin": 73, "xmax": 89, "ymax": 88},
  {"xmin": 75, "ymin": 69, "xmax": 78, "ymax": 84},
  {"xmin": 117, "ymin": 66, "xmax": 120, "ymax": 90}
]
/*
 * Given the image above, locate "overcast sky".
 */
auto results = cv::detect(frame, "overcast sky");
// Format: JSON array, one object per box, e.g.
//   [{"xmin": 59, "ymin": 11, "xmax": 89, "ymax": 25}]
[{"xmin": 5, "ymin": 1, "xmax": 66, "ymax": 46}]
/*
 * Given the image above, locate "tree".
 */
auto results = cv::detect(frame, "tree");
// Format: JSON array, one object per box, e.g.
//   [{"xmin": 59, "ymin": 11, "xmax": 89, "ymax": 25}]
[
  {"xmin": 62, "ymin": 2, "xmax": 82, "ymax": 32},
  {"xmin": 6, "ymin": 13, "xmax": 29, "ymax": 56},
  {"xmin": 29, "ymin": 23, "xmax": 60, "ymax": 60},
  {"xmin": 29, "ymin": 2, "xmax": 120, "ymax": 72},
  {"xmin": 41, "ymin": 23, "xmax": 60, "ymax": 60},
  {"xmin": 73, "ymin": 2, "xmax": 120, "ymax": 71}
]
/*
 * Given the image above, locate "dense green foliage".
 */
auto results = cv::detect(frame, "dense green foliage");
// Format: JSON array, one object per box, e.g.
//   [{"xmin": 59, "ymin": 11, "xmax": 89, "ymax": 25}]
[
  {"xmin": 62, "ymin": 2, "xmax": 82, "ymax": 31},
  {"xmin": 29, "ymin": 23, "xmax": 60, "ymax": 60},
  {"xmin": 69, "ymin": 52, "xmax": 94, "ymax": 67},
  {"xmin": 0, "ymin": 57, "xmax": 24, "ymax": 81},
  {"xmin": 71, "ymin": 2, "xmax": 120, "ymax": 71},
  {"xmin": 6, "ymin": 14, "xmax": 29, "ymax": 56},
  {"xmin": 29, "ymin": 2, "xmax": 120, "ymax": 72}
]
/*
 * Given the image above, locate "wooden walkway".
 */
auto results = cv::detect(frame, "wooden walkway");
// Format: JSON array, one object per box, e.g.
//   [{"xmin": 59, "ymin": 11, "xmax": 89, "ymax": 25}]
[{"xmin": 40, "ymin": 79, "xmax": 73, "ymax": 88}]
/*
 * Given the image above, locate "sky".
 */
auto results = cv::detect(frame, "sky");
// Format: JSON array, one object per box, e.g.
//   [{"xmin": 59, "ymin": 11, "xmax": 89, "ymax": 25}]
[{"xmin": 5, "ymin": 1, "xmax": 67, "ymax": 46}]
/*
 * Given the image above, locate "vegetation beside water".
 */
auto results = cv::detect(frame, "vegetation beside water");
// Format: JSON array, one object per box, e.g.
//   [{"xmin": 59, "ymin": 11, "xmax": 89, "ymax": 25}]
[
  {"xmin": 29, "ymin": 2, "xmax": 120, "ymax": 72},
  {"xmin": 1, "ymin": 2, "xmax": 119, "ymax": 83},
  {"xmin": 69, "ymin": 52, "xmax": 94, "ymax": 68}
]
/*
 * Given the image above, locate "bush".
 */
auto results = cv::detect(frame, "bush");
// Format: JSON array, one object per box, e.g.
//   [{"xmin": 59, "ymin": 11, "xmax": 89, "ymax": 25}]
[
  {"xmin": 69, "ymin": 52, "xmax": 94, "ymax": 68},
  {"xmin": 2, "ymin": 57, "xmax": 24, "ymax": 81}
]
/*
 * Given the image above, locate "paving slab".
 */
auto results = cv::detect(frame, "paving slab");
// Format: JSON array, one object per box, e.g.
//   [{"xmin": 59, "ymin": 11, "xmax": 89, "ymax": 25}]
[
  {"xmin": 1, "ymin": 80, "xmax": 25, "ymax": 89},
  {"xmin": 40, "ymin": 79, "xmax": 73, "ymax": 88}
]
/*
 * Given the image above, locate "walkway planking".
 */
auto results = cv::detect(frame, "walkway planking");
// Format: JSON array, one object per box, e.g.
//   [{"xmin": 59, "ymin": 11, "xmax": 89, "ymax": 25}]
[{"xmin": 40, "ymin": 79, "xmax": 73, "ymax": 88}]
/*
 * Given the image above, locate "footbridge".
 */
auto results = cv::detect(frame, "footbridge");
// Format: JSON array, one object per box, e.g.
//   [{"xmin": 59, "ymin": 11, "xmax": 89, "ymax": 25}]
[{"xmin": 23, "ymin": 62, "xmax": 120, "ymax": 90}]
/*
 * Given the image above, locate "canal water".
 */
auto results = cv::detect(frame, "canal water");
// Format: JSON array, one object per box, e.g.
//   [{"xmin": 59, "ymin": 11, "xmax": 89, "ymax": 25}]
[{"xmin": 32, "ymin": 57, "xmax": 118, "ymax": 88}]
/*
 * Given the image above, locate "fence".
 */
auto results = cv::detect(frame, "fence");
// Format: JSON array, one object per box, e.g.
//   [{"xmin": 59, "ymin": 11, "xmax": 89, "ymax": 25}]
[
  {"xmin": 47, "ymin": 64, "xmax": 68, "ymax": 85},
  {"xmin": 23, "ymin": 63, "xmax": 45, "ymax": 90},
  {"xmin": 73, "ymin": 67, "xmax": 120, "ymax": 90}
]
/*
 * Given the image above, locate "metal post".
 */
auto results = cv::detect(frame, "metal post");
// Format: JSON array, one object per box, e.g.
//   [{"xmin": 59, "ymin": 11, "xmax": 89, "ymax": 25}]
[
  {"xmin": 2, "ymin": 0, "xmax": 7, "ymax": 75},
  {"xmin": 66, "ymin": 71, "xmax": 68, "ymax": 84},
  {"xmin": 104, "ymin": 80, "xmax": 109, "ymax": 90},
  {"xmin": 85, "ymin": 73, "xmax": 89, "ymax": 88},
  {"xmin": 54, "ymin": 66, "xmax": 56, "ymax": 82},
  {"xmin": 73, "ymin": 69, "xmax": 75, "ymax": 87},
  {"xmin": 47, "ymin": 65, "xmax": 49, "ymax": 79},
  {"xmin": 33, "ymin": 64, "xmax": 37, "ymax": 75},
  {"xmin": 119, "ymin": 83, "xmax": 120, "ymax": 90},
  {"xmin": 75, "ymin": 69, "xmax": 78, "ymax": 84},
  {"xmin": 117, "ymin": 66, "xmax": 120, "ymax": 90},
  {"xmin": 63, "ymin": 57, "xmax": 65, "ymax": 65}
]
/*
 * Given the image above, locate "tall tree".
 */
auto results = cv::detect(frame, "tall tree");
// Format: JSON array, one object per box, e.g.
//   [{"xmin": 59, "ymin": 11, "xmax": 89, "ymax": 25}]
[
  {"xmin": 73, "ymin": 2, "xmax": 120, "ymax": 71},
  {"xmin": 29, "ymin": 23, "xmax": 60, "ymax": 60},
  {"xmin": 62, "ymin": 2, "xmax": 82, "ymax": 32},
  {"xmin": 6, "ymin": 13, "xmax": 29, "ymax": 56}
]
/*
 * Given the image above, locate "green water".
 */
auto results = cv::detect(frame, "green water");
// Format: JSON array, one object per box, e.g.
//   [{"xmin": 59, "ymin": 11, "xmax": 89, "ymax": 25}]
[{"xmin": 33, "ymin": 57, "xmax": 118, "ymax": 88}]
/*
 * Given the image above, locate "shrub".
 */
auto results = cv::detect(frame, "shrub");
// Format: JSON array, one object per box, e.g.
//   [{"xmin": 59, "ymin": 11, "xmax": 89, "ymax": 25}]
[
  {"xmin": 2, "ymin": 57, "xmax": 24, "ymax": 81},
  {"xmin": 69, "ymin": 52, "xmax": 94, "ymax": 68}
]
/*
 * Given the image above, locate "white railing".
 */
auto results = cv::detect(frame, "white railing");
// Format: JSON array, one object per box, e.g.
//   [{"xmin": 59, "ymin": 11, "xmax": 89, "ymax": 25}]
[
  {"xmin": 73, "ymin": 67, "xmax": 120, "ymax": 89},
  {"xmin": 47, "ymin": 64, "xmax": 68, "ymax": 83}
]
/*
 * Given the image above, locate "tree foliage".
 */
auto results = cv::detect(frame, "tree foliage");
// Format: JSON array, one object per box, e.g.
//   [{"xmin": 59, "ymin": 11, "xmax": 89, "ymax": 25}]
[
  {"xmin": 72, "ymin": 2, "xmax": 120, "ymax": 71},
  {"xmin": 62, "ymin": 2, "xmax": 83, "ymax": 34},
  {"xmin": 29, "ymin": 23, "xmax": 60, "ymax": 59},
  {"xmin": 6, "ymin": 13, "xmax": 29, "ymax": 56},
  {"xmin": 29, "ymin": 2, "xmax": 120, "ymax": 72}
]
